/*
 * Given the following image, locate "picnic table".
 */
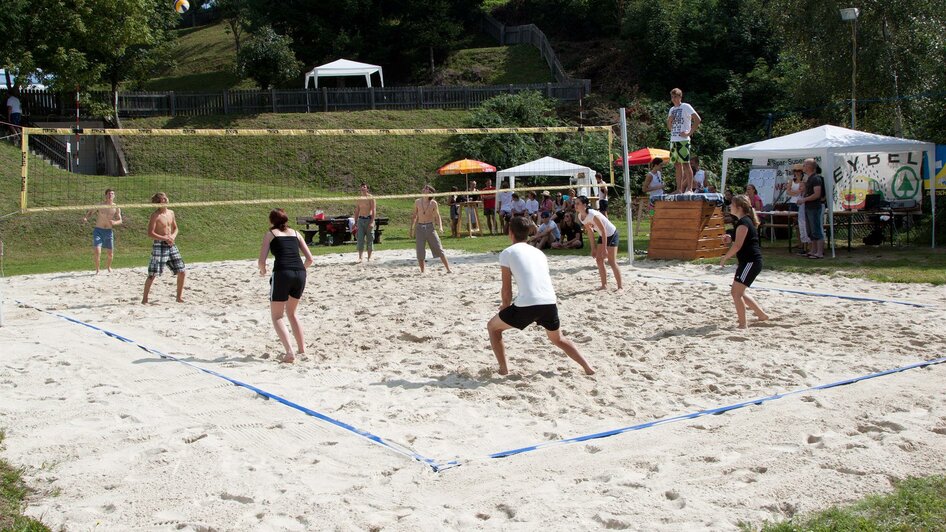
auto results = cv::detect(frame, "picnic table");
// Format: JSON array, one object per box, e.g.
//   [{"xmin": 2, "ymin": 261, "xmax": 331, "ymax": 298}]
[
  {"xmin": 296, "ymin": 216, "xmax": 389, "ymax": 246},
  {"xmin": 756, "ymin": 208, "xmax": 922, "ymax": 251}
]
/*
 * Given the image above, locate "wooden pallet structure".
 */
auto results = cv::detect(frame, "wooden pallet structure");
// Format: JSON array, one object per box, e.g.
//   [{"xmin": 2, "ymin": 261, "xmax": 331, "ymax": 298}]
[{"xmin": 648, "ymin": 200, "xmax": 727, "ymax": 260}]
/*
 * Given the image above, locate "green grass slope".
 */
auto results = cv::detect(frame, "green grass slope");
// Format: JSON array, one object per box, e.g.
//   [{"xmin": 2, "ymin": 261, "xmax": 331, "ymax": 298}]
[
  {"xmin": 144, "ymin": 22, "xmax": 255, "ymax": 90},
  {"xmin": 439, "ymin": 44, "xmax": 555, "ymax": 85}
]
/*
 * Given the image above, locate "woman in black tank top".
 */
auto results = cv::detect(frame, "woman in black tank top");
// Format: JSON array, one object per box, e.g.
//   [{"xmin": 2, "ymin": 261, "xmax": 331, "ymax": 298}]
[
  {"xmin": 720, "ymin": 195, "xmax": 770, "ymax": 329},
  {"xmin": 258, "ymin": 209, "xmax": 315, "ymax": 363}
]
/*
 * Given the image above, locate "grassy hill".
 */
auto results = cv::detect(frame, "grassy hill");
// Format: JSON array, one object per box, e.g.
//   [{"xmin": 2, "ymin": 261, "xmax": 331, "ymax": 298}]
[
  {"xmin": 142, "ymin": 22, "xmax": 553, "ymax": 92},
  {"xmin": 144, "ymin": 23, "xmax": 255, "ymax": 90},
  {"xmin": 437, "ymin": 45, "xmax": 554, "ymax": 85}
]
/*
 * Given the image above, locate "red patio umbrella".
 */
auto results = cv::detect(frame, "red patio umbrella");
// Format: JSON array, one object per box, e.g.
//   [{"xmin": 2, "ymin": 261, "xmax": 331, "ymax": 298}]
[{"xmin": 614, "ymin": 147, "xmax": 671, "ymax": 167}]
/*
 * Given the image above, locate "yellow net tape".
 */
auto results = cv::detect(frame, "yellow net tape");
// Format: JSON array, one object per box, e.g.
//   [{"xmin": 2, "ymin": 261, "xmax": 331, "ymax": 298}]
[{"xmin": 23, "ymin": 184, "xmax": 609, "ymax": 213}]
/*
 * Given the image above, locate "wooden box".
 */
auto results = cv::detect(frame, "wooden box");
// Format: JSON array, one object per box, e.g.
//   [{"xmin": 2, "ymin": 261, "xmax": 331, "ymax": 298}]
[{"xmin": 648, "ymin": 201, "xmax": 727, "ymax": 260}]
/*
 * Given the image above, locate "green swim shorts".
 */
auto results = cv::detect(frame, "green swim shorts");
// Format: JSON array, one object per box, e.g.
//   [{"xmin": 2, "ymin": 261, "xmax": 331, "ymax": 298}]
[{"xmin": 669, "ymin": 140, "xmax": 691, "ymax": 164}]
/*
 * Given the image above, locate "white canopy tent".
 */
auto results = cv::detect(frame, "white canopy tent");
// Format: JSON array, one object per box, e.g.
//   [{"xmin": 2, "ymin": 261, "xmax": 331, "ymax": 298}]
[
  {"xmin": 303, "ymin": 59, "xmax": 384, "ymax": 89},
  {"xmin": 720, "ymin": 125, "xmax": 936, "ymax": 257},
  {"xmin": 496, "ymin": 156, "xmax": 598, "ymax": 197}
]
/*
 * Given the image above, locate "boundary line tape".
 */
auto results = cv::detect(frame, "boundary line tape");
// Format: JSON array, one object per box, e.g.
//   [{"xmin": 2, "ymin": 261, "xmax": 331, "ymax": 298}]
[
  {"xmin": 18, "ymin": 300, "xmax": 445, "ymax": 471},
  {"xmin": 632, "ymin": 271, "xmax": 933, "ymax": 308},
  {"xmin": 16, "ymin": 300, "xmax": 945, "ymax": 473}
]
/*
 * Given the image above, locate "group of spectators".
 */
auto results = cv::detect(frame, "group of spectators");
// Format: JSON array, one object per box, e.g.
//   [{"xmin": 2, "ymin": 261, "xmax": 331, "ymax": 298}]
[
  {"xmin": 448, "ymin": 174, "xmax": 611, "ymax": 253},
  {"xmin": 721, "ymin": 157, "xmax": 827, "ymax": 259}
]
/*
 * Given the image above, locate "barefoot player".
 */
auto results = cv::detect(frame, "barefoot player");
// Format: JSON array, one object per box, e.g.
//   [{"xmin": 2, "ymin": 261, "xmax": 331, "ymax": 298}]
[
  {"xmin": 82, "ymin": 188, "xmax": 122, "ymax": 274},
  {"xmin": 487, "ymin": 216, "xmax": 594, "ymax": 376},
  {"xmin": 142, "ymin": 192, "xmax": 186, "ymax": 304}
]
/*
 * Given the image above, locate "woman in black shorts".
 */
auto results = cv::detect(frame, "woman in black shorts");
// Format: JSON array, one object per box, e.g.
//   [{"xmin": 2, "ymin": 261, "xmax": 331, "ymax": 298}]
[
  {"xmin": 720, "ymin": 195, "xmax": 769, "ymax": 329},
  {"xmin": 258, "ymin": 209, "xmax": 315, "ymax": 363}
]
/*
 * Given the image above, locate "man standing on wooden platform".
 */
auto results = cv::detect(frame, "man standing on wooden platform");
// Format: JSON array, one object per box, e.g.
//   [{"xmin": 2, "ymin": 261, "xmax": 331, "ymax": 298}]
[{"xmin": 667, "ymin": 88, "xmax": 701, "ymax": 193}]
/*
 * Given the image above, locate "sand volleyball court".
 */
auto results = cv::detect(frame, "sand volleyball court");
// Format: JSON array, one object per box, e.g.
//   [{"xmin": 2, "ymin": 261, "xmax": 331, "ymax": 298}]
[{"xmin": 2, "ymin": 250, "xmax": 945, "ymax": 530}]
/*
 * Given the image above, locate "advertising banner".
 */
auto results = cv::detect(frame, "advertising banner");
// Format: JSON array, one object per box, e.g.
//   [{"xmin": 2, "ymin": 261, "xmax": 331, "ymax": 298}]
[{"xmin": 832, "ymin": 152, "xmax": 923, "ymax": 210}]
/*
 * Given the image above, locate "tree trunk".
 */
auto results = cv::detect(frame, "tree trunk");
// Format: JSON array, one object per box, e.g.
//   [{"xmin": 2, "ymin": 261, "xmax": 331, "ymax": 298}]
[
  {"xmin": 111, "ymin": 79, "xmax": 122, "ymax": 129},
  {"xmin": 429, "ymin": 46, "xmax": 435, "ymax": 78}
]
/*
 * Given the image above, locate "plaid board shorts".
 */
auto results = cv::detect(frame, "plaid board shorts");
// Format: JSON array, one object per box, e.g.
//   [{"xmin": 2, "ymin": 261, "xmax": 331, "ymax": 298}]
[
  {"xmin": 148, "ymin": 241, "xmax": 186, "ymax": 276},
  {"xmin": 669, "ymin": 140, "xmax": 691, "ymax": 164}
]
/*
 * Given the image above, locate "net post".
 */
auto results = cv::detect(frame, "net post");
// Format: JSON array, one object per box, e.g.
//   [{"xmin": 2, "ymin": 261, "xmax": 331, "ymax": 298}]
[
  {"xmin": 619, "ymin": 109, "xmax": 634, "ymax": 264},
  {"xmin": 608, "ymin": 128, "xmax": 615, "ymax": 185},
  {"xmin": 20, "ymin": 129, "xmax": 30, "ymax": 213}
]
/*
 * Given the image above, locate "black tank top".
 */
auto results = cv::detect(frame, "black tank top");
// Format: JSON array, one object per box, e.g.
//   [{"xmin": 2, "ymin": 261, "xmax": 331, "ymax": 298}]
[
  {"xmin": 269, "ymin": 231, "xmax": 304, "ymax": 271},
  {"xmin": 736, "ymin": 216, "xmax": 763, "ymax": 263}
]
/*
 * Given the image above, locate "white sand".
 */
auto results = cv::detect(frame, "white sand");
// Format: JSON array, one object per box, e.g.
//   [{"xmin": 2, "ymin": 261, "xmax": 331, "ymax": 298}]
[{"xmin": 1, "ymin": 250, "xmax": 945, "ymax": 530}]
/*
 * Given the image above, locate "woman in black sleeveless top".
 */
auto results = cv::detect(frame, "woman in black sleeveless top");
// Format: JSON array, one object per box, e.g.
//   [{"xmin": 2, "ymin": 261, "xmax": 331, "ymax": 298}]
[
  {"xmin": 258, "ymin": 209, "xmax": 314, "ymax": 363},
  {"xmin": 720, "ymin": 195, "xmax": 769, "ymax": 329}
]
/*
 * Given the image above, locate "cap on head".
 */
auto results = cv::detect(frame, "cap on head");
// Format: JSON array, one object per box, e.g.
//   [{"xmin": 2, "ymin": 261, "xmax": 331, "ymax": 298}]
[{"xmin": 541, "ymin": 211, "xmax": 551, "ymax": 218}]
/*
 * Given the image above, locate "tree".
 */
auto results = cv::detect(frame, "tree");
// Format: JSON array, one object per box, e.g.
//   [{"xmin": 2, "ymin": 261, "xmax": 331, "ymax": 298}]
[
  {"xmin": 765, "ymin": 0, "xmax": 946, "ymax": 142},
  {"xmin": 237, "ymin": 25, "xmax": 303, "ymax": 89},
  {"xmin": 217, "ymin": 0, "xmax": 252, "ymax": 55},
  {"xmin": 0, "ymin": 0, "xmax": 92, "ymax": 92},
  {"xmin": 71, "ymin": 0, "xmax": 177, "ymax": 121}
]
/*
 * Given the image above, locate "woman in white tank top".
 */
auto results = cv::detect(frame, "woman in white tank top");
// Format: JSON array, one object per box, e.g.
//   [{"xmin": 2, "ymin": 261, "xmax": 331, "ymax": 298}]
[{"xmin": 644, "ymin": 158, "xmax": 665, "ymax": 204}]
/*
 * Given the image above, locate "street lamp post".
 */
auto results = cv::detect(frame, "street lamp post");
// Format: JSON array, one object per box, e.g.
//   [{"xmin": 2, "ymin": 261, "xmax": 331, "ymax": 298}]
[{"xmin": 840, "ymin": 7, "xmax": 860, "ymax": 129}]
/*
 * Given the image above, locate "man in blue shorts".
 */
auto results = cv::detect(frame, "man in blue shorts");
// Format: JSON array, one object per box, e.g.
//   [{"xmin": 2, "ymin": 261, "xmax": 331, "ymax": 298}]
[
  {"xmin": 667, "ymin": 88, "xmax": 701, "ymax": 193},
  {"xmin": 82, "ymin": 188, "xmax": 123, "ymax": 274},
  {"xmin": 486, "ymin": 216, "xmax": 594, "ymax": 376}
]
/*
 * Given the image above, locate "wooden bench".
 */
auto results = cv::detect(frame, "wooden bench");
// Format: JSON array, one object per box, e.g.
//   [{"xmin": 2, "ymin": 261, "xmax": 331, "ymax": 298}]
[{"xmin": 296, "ymin": 216, "xmax": 389, "ymax": 246}]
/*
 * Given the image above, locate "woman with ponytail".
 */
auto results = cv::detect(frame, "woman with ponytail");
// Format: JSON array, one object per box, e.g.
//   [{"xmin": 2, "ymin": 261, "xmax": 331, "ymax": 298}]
[
  {"xmin": 720, "ymin": 195, "xmax": 769, "ymax": 329},
  {"xmin": 258, "ymin": 208, "xmax": 315, "ymax": 363}
]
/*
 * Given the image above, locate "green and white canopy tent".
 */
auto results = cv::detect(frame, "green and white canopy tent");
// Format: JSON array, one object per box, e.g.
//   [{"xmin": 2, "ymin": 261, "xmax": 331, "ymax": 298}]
[{"xmin": 720, "ymin": 125, "xmax": 936, "ymax": 256}]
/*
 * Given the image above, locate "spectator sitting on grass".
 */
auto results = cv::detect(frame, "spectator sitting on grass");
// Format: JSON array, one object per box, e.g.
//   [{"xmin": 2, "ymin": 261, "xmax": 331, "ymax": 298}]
[
  {"xmin": 525, "ymin": 191, "xmax": 540, "ymax": 223},
  {"xmin": 510, "ymin": 193, "xmax": 528, "ymax": 218},
  {"xmin": 552, "ymin": 211, "xmax": 583, "ymax": 249},
  {"xmin": 529, "ymin": 211, "xmax": 561, "ymax": 249}
]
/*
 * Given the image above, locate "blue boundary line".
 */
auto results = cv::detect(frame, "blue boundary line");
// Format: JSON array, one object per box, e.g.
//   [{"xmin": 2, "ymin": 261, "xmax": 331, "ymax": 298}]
[
  {"xmin": 19, "ymin": 301, "xmax": 446, "ymax": 472},
  {"xmin": 429, "ymin": 355, "xmax": 946, "ymax": 470},
  {"xmin": 633, "ymin": 272, "xmax": 932, "ymax": 308},
  {"xmin": 17, "ymin": 300, "xmax": 945, "ymax": 473}
]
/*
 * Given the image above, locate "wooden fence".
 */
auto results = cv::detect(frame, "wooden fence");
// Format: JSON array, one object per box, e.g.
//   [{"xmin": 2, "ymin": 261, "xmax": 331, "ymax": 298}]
[{"xmin": 2, "ymin": 82, "xmax": 588, "ymax": 119}]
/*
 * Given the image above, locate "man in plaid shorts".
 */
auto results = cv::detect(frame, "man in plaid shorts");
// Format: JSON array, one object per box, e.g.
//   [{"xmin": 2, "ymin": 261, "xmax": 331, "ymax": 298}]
[
  {"xmin": 667, "ymin": 88, "xmax": 701, "ymax": 193},
  {"xmin": 142, "ymin": 192, "xmax": 186, "ymax": 303}
]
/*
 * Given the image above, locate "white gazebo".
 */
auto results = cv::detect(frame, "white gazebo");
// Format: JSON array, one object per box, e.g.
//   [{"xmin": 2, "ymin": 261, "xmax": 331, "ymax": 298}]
[
  {"xmin": 720, "ymin": 125, "xmax": 936, "ymax": 256},
  {"xmin": 496, "ymin": 156, "xmax": 598, "ymax": 197},
  {"xmin": 303, "ymin": 59, "xmax": 384, "ymax": 89}
]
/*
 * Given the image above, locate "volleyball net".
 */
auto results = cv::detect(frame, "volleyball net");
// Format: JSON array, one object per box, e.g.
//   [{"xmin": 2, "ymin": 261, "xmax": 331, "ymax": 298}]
[{"xmin": 16, "ymin": 126, "xmax": 616, "ymax": 213}]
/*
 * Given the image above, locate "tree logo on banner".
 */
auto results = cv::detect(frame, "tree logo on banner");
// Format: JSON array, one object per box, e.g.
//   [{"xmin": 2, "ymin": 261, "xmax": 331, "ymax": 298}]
[{"xmin": 891, "ymin": 166, "xmax": 920, "ymax": 200}]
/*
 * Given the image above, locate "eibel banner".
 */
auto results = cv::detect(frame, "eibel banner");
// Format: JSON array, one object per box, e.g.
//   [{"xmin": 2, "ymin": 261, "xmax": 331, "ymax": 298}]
[{"xmin": 832, "ymin": 152, "xmax": 924, "ymax": 210}]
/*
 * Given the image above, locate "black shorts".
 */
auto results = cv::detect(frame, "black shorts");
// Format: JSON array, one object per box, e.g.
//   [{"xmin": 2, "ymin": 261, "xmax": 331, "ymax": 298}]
[
  {"xmin": 598, "ymin": 199, "xmax": 608, "ymax": 213},
  {"xmin": 270, "ymin": 269, "xmax": 306, "ymax": 302},
  {"xmin": 597, "ymin": 232, "xmax": 619, "ymax": 248},
  {"xmin": 734, "ymin": 260, "xmax": 762, "ymax": 288},
  {"xmin": 498, "ymin": 304, "xmax": 560, "ymax": 331},
  {"xmin": 483, "ymin": 207, "xmax": 495, "ymax": 215}
]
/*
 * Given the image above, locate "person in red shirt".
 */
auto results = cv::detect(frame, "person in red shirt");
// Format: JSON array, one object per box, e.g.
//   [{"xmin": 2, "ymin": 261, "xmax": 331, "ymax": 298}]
[{"xmin": 481, "ymin": 178, "xmax": 497, "ymax": 235}]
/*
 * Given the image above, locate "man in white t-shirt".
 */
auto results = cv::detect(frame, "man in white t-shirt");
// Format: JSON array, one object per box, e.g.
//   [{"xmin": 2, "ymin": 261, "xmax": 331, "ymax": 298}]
[
  {"xmin": 524, "ymin": 192, "xmax": 539, "ymax": 223},
  {"xmin": 486, "ymin": 216, "xmax": 594, "ymax": 376},
  {"xmin": 667, "ymin": 87, "xmax": 701, "ymax": 193},
  {"xmin": 6, "ymin": 89, "xmax": 23, "ymax": 128}
]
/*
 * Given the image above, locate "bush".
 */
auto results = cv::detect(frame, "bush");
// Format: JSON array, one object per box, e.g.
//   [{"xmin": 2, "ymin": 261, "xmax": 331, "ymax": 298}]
[{"xmin": 236, "ymin": 25, "xmax": 303, "ymax": 89}]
